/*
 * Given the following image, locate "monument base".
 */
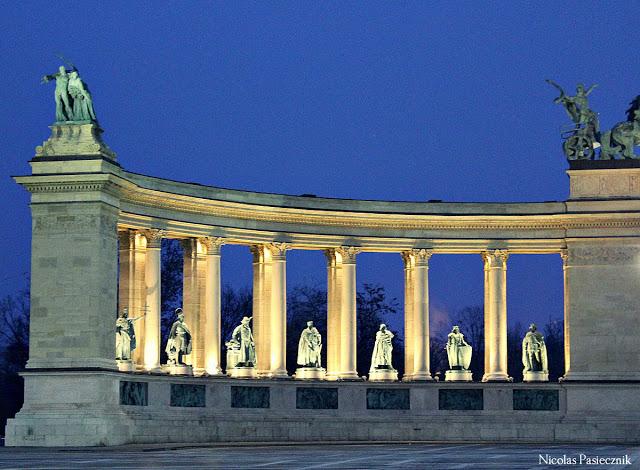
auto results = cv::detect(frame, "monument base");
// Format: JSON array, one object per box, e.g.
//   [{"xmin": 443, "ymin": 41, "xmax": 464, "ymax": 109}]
[
  {"xmin": 116, "ymin": 360, "xmax": 136, "ymax": 372},
  {"xmin": 164, "ymin": 364, "xmax": 193, "ymax": 376},
  {"xmin": 524, "ymin": 371, "xmax": 549, "ymax": 382},
  {"xmin": 295, "ymin": 367, "xmax": 326, "ymax": 380},
  {"xmin": 7, "ymin": 371, "xmax": 640, "ymax": 446},
  {"xmin": 228, "ymin": 366, "xmax": 257, "ymax": 378},
  {"xmin": 368, "ymin": 368, "xmax": 398, "ymax": 382},
  {"xmin": 445, "ymin": 369, "xmax": 473, "ymax": 382}
]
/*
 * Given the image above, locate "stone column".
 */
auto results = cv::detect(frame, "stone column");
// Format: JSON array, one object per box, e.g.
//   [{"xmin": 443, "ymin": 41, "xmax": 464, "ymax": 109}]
[
  {"xmin": 267, "ymin": 243, "xmax": 289, "ymax": 378},
  {"xmin": 482, "ymin": 250, "xmax": 510, "ymax": 382},
  {"xmin": 560, "ymin": 249, "xmax": 571, "ymax": 378},
  {"xmin": 251, "ymin": 245, "xmax": 272, "ymax": 376},
  {"xmin": 336, "ymin": 246, "xmax": 360, "ymax": 379},
  {"xmin": 182, "ymin": 238, "xmax": 207, "ymax": 373},
  {"xmin": 401, "ymin": 252, "xmax": 414, "ymax": 379},
  {"xmin": 325, "ymin": 249, "xmax": 342, "ymax": 379},
  {"xmin": 411, "ymin": 249, "xmax": 433, "ymax": 381},
  {"xmin": 118, "ymin": 230, "xmax": 147, "ymax": 365},
  {"xmin": 143, "ymin": 229, "xmax": 163, "ymax": 371},
  {"xmin": 202, "ymin": 237, "xmax": 224, "ymax": 375}
]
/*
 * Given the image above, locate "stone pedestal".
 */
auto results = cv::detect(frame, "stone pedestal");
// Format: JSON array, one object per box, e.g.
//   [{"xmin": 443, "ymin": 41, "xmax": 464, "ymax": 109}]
[
  {"xmin": 164, "ymin": 364, "xmax": 193, "ymax": 376},
  {"xmin": 117, "ymin": 360, "xmax": 135, "ymax": 372},
  {"xmin": 368, "ymin": 368, "xmax": 398, "ymax": 382},
  {"xmin": 295, "ymin": 367, "xmax": 326, "ymax": 380},
  {"xmin": 445, "ymin": 369, "xmax": 473, "ymax": 382},
  {"xmin": 523, "ymin": 371, "xmax": 548, "ymax": 382},
  {"xmin": 35, "ymin": 122, "xmax": 116, "ymax": 161},
  {"xmin": 229, "ymin": 366, "xmax": 257, "ymax": 379}
]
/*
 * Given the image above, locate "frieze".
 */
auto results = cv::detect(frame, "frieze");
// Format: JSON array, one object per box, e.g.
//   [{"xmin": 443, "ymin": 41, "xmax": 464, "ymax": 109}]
[
  {"xmin": 567, "ymin": 246, "xmax": 640, "ymax": 265},
  {"xmin": 34, "ymin": 212, "xmax": 117, "ymax": 234}
]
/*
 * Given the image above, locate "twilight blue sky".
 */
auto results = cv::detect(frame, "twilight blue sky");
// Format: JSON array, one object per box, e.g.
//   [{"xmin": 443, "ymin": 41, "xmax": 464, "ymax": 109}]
[{"xmin": 2, "ymin": 2, "xmax": 639, "ymax": 335}]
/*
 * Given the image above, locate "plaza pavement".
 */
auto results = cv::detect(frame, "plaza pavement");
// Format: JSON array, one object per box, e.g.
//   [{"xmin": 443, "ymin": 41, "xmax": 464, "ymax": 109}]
[{"xmin": 0, "ymin": 442, "xmax": 638, "ymax": 469}]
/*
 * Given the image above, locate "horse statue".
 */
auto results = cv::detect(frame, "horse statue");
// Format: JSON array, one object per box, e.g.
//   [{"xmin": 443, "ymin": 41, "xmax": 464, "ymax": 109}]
[{"xmin": 599, "ymin": 96, "xmax": 640, "ymax": 160}]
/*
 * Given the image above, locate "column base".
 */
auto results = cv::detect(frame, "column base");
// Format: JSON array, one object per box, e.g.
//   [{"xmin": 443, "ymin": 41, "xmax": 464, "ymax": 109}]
[
  {"xmin": 163, "ymin": 364, "xmax": 193, "ymax": 376},
  {"xmin": 116, "ymin": 360, "xmax": 136, "ymax": 372},
  {"xmin": 265, "ymin": 369, "xmax": 291, "ymax": 380},
  {"xmin": 204, "ymin": 368, "xmax": 225, "ymax": 377},
  {"xmin": 482, "ymin": 373, "xmax": 512, "ymax": 382},
  {"xmin": 295, "ymin": 367, "xmax": 327, "ymax": 380},
  {"xmin": 337, "ymin": 371, "xmax": 363, "ymax": 381},
  {"xmin": 403, "ymin": 372, "xmax": 434, "ymax": 382},
  {"xmin": 523, "ymin": 371, "xmax": 548, "ymax": 382},
  {"xmin": 368, "ymin": 368, "xmax": 398, "ymax": 382},
  {"xmin": 229, "ymin": 366, "xmax": 257, "ymax": 379},
  {"xmin": 445, "ymin": 369, "xmax": 473, "ymax": 382}
]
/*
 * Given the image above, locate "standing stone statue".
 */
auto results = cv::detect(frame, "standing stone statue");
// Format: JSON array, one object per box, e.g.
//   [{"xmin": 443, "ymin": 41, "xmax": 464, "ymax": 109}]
[
  {"xmin": 445, "ymin": 325, "xmax": 473, "ymax": 381},
  {"xmin": 68, "ymin": 71, "xmax": 97, "ymax": 122},
  {"xmin": 294, "ymin": 321, "xmax": 326, "ymax": 379},
  {"xmin": 228, "ymin": 316, "xmax": 256, "ymax": 376},
  {"xmin": 522, "ymin": 323, "xmax": 549, "ymax": 382},
  {"xmin": 115, "ymin": 307, "xmax": 145, "ymax": 364},
  {"xmin": 165, "ymin": 308, "xmax": 192, "ymax": 367},
  {"xmin": 297, "ymin": 321, "xmax": 322, "ymax": 368},
  {"xmin": 369, "ymin": 324, "xmax": 397, "ymax": 381},
  {"xmin": 41, "ymin": 66, "xmax": 74, "ymax": 122}
]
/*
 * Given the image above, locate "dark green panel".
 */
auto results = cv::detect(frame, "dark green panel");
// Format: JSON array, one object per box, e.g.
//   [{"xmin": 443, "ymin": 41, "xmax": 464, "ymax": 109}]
[
  {"xmin": 439, "ymin": 389, "xmax": 483, "ymax": 410},
  {"xmin": 513, "ymin": 389, "xmax": 559, "ymax": 411},
  {"xmin": 296, "ymin": 387, "xmax": 338, "ymax": 409},
  {"xmin": 170, "ymin": 383, "xmax": 206, "ymax": 407},
  {"xmin": 366, "ymin": 388, "xmax": 410, "ymax": 410},
  {"xmin": 231, "ymin": 386, "xmax": 270, "ymax": 408},
  {"xmin": 119, "ymin": 381, "xmax": 148, "ymax": 406}
]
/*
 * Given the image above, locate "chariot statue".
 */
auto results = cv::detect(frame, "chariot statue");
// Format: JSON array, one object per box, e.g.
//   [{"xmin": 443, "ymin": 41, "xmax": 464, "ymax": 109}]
[{"xmin": 547, "ymin": 80, "xmax": 640, "ymax": 160}]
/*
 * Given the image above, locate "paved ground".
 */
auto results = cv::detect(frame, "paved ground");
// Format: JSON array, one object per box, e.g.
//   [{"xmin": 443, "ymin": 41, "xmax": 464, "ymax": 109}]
[{"xmin": 0, "ymin": 443, "xmax": 638, "ymax": 469}]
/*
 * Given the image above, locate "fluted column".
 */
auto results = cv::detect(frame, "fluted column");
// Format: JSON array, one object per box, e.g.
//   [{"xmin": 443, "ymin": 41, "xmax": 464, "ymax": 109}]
[
  {"xmin": 118, "ymin": 230, "xmax": 147, "ymax": 365},
  {"xmin": 267, "ymin": 243, "xmax": 289, "ymax": 378},
  {"xmin": 482, "ymin": 249, "xmax": 510, "ymax": 382},
  {"xmin": 402, "ymin": 252, "xmax": 414, "ymax": 379},
  {"xmin": 411, "ymin": 249, "xmax": 433, "ymax": 381},
  {"xmin": 560, "ymin": 249, "xmax": 571, "ymax": 379},
  {"xmin": 325, "ymin": 249, "xmax": 342, "ymax": 379},
  {"xmin": 202, "ymin": 237, "xmax": 224, "ymax": 375},
  {"xmin": 336, "ymin": 246, "xmax": 360, "ymax": 379},
  {"xmin": 143, "ymin": 229, "xmax": 163, "ymax": 371},
  {"xmin": 250, "ymin": 245, "xmax": 271, "ymax": 376}
]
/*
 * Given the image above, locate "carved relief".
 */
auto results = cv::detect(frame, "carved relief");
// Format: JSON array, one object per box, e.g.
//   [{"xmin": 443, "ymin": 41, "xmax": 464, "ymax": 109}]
[{"xmin": 567, "ymin": 246, "xmax": 640, "ymax": 266}]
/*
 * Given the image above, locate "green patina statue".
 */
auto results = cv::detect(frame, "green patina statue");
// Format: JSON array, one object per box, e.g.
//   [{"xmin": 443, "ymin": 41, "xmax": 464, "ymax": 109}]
[
  {"xmin": 547, "ymin": 80, "xmax": 640, "ymax": 160},
  {"xmin": 42, "ymin": 64, "xmax": 97, "ymax": 123}
]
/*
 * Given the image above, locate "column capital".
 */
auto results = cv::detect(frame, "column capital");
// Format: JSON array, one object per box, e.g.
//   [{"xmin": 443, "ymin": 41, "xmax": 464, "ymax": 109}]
[
  {"xmin": 482, "ymin": 249, "xmax": 509, "ymax": 268},
  {"xmin": 200, "ymin": 237, "xmax": 225, "ymax": 256},
  {"xmin": 411, "ymin": 249, "xmax": 433, "ymax": 266},
  {"xmin": 143, "ymin": 229, "xmax": 165, "ymax": 249},
  {"xmin": 336, "ymin": 246, "xmax": 361, "ymax": 264},
  {"xmin": 266, "ymin": 242, "xmax": 289, "ymax": 261},
  {"xmin": 401, "ymin": 251, "xmax": 414, "ymax": 269},
  {"xmin": 560, "ymin": 249, "xmax": 569, "ymax": 266}
]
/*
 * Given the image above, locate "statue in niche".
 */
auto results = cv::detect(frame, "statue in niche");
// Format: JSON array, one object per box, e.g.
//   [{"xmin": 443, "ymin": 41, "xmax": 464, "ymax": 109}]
[
  {"xmin": 522, "ymin": 323, "xmax": 548, "ymax": 375},
  {"xmin": 297, "ymin": 321, "xmax": 322, "ymax": 368},
  {"xmin": 42, "ymin": 61, "xmax": 97, "ymax": 123},
  {"xmin": 165, "ymin": 308, "xmax": 192, "ymax": 365},
  {"xmin": 115, "ymin": 307, "xmax": 146, "ymax": 361},
  {"xmin": 230, "ymin": 316, "xmax": 256, "ymax": 367},
  {"xmin": 370, "ymin": 324, "xmax": 395, "ymax": 371},
  {"xmin": 446, "ymin": 325, "xmax": 472, "ymax": 371}
]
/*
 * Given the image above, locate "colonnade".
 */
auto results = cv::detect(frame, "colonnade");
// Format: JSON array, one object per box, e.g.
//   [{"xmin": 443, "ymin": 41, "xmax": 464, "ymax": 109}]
[{"xmin": 119, "ymin": 229, "xmax": 554, "ymax": 381}]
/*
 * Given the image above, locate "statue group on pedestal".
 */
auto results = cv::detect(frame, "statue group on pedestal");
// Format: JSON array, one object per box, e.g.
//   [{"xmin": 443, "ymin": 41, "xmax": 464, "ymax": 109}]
[
  {"xmin": 547, "ymin": 80, "xmax": 640, "ymax": 160},
  {"xmin": 42, "ymin": 64, "xmax": 97, "ymax": 123}
]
